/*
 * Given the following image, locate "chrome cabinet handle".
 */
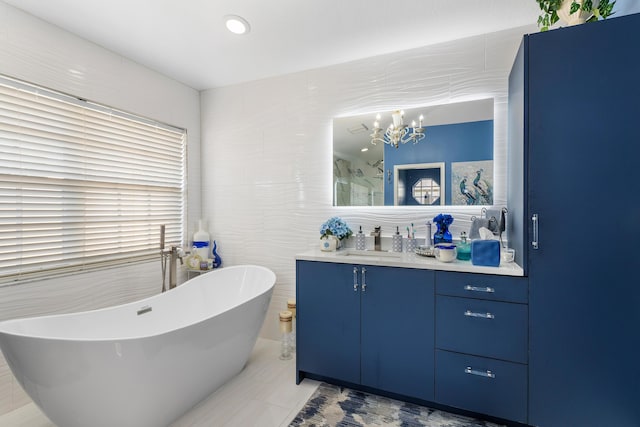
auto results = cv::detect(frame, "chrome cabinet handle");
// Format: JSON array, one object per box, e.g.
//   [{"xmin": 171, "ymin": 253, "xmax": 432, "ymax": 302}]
[
  {"xmin": 464, "ymin": 285, "xmax": 495, "ymax": 293},
  {"xmin": 353, "ymin": 267, "xmax": 359, "ymax": 292},
  {"xmin": 464, "ymin": 310, "xmax": 495, "ymax": 319},
  {"xmin": 465, "ymin": 366, "xmax": 496, "ymax": 379},
  {"xmin": 361, "ymin": 267, "xmax": 367, "ymax": 292},
  {"xmin": 532, "ymin": 213, "xmax": 539, "ymax": 249}
]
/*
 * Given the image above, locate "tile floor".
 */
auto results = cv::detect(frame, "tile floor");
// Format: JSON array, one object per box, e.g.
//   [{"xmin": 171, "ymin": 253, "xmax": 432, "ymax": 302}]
[{"xmin": 0, "ymin": 338, "xmax": 320, "ymax": 427}]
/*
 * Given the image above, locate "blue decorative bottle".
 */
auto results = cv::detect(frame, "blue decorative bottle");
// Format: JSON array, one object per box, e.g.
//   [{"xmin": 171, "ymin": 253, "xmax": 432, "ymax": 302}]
[
  {"xmin": 433, "ymin": 214, "xmax": 454, "ymax": 244},
  {"xmin": 433, "ymin": 223, "xmax": 452, "ymax": 244},
  {"xmin": 212, "ymin": 240, "xmax": 222, "ymax": 268}
]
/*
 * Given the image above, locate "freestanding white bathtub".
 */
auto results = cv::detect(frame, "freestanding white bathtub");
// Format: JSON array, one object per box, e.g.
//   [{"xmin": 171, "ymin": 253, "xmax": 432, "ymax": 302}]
[{"xmin": 0, "ymin": 264, "xmax": 275, "ymax": 427}]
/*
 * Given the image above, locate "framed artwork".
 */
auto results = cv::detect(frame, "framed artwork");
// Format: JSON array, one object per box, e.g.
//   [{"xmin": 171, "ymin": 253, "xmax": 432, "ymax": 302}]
[{"xmin": 451, "ymin": 160, "xmax": 493, "ymax": 205}]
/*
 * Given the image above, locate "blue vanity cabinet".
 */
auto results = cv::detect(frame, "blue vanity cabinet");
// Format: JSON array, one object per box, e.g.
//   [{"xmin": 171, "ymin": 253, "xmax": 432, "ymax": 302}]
[
  {"xmin": 508, "ymin": 13, "xmax": 640, "ymax": 427},
  {"xmin": 434, "ymin": 271, "xmax": 529, "ymax": 423},
  {"xmin": 295, "ymin": 260, "xmax": 360, "ymax": 384},
  {"xmin": 296, "ymin": 260, "xmax": 435, "ymax": 401},
  {"xmin": 360, "ymin": 264, "xmax": 435, "ymax": 401}
]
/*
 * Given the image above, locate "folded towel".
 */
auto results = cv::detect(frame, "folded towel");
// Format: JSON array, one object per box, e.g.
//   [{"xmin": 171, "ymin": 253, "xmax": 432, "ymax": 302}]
[{"xmin": 469, "ymin": 218, "xmax": 489, "ymax": 239}]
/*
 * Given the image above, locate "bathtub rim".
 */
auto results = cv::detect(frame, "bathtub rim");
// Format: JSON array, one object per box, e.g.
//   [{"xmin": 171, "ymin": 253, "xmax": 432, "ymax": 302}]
[{"xmin": 0, "ymin": 264, "xmax": 276, "ymax": 342}]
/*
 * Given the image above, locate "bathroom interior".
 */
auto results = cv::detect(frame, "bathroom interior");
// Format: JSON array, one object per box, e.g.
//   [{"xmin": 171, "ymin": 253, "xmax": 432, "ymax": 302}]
[{"xmin": 0, "ymin": 1, "xmax": 639, "ymax": 426}]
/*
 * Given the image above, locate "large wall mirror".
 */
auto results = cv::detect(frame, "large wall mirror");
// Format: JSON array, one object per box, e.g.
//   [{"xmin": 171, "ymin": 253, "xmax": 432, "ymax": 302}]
[{"xmin": 333, "ymin": 98, "xmax": 494, "ymax": 207}]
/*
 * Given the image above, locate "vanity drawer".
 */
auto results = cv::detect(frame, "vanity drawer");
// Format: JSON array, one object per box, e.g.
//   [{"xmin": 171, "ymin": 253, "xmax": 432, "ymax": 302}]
[
  {"xmin": 436, "ymin": 295, "xmax": 528, "ymax": 363},
  {"xmin": 435, "ymin": 349, "xmax": 527, "ymax": 424},
  {"xmin": 436, "ymin": 271, "xmax": 528, "ymax": 304}
]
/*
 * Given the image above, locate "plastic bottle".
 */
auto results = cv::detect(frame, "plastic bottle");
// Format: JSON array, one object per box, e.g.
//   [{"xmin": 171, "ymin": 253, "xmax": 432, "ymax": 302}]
[{"xmin": 193, "ymin": 219, "xmax": 210, "ymax": 260}]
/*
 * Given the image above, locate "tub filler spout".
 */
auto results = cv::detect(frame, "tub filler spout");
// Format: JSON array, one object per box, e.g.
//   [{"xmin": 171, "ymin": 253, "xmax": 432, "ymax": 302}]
[{"xmin": 169, "ymin": 245, "xmax": 184, "ymax": 290}]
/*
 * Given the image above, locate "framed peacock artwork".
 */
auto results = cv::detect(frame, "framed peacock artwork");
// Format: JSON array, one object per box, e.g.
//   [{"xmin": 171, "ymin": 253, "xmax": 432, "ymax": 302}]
[{"xmin": 451, "ymin": 160, "xmax": 494, "ymax": 205}]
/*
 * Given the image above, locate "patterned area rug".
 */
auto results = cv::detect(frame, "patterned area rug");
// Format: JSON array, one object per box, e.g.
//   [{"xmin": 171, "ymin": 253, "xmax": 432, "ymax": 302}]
[{"xmin": 289, "ymin": 383, "xmax": 504, "ymax": 427}]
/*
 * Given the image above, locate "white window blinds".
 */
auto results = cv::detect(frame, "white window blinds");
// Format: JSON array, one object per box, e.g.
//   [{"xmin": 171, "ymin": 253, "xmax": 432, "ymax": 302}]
[{"xmin": 0, "ymin": 75, "xmax": 185, "ymax": 284}]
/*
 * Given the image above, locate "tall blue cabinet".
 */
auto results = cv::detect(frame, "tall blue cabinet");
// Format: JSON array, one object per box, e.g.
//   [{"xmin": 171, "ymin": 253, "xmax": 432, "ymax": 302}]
[{"xmin": 508, "ymin": 13, "xmax": 640, "ymax": 427}]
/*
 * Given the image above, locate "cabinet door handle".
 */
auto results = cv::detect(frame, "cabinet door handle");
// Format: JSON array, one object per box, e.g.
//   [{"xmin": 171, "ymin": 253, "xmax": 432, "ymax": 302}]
[
  {"xmin": 465, "ymin": 366, "xmax": 496, "ymax": 379},
  {"xmin": 361, "ymin": 267, "xmax": 367, "ymax": 292},
  {"xmin": 464, "ymin": 310, "xmax": 495, "ymax": 319},
  {"xmin": 353, "ymin": 267, "xmax": 359, "ymax": 292},
  {"xmin": 532, "ymin": 213, "xmax": 539, "ymax": 249},
  {"xmin": 464, "ymin": 285, "xmax": 495, "ymax": 293}
]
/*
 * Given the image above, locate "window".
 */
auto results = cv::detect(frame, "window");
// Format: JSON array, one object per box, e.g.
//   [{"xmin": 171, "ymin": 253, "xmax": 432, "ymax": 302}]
[
  {"xmin": 0, "ymin": 75, "xmax": 185, "ymax": 284},
  {"xmin": 412, "ymin": 178, "xmax": 441, "ymax": 205}
]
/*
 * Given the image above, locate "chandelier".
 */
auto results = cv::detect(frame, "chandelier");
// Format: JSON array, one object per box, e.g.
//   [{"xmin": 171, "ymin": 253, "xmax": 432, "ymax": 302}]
[{"xmin": 370, "ymin": 110, "xmax": 425, "ymax": 148}]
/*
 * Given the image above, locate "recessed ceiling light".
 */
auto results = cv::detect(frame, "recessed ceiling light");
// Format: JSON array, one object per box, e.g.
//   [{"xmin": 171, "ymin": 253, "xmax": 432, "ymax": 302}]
[
  {"xmin": 224, "ymin": 15, "xmax": 251, "ymax": 35},
  {"xmin": 361, "ymin": 148, "xmax": 369, "ymax": 152}
]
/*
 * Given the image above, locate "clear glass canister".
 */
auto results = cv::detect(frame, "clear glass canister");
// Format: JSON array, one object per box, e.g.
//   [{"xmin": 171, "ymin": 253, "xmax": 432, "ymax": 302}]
[
  {"xmin": 287, "ymin": 299, "xmax": 296, "ymax": 350},
  {"xmin": 279, "ymin": 310, "xmax": 293, "ymax": 360}
]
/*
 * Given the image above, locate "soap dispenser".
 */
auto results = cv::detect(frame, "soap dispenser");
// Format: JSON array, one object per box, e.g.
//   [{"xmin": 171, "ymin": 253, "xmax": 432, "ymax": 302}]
[
  {"xmin": 456, "ymin": 231, "xmax": 471, "ymax": 261},
  {"xmin": 392, "ymin": 226, "xmax": 403, "ymax": 252},
  {"xmin": 355, "ymin": 226, "xmax": 366, "ymax": 250}
]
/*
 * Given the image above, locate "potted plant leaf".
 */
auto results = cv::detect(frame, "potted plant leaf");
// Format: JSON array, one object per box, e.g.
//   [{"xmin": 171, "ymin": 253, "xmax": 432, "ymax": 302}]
[{"xmin": 536, "ymin": 0, "xmax": 616, "ymax": 31}]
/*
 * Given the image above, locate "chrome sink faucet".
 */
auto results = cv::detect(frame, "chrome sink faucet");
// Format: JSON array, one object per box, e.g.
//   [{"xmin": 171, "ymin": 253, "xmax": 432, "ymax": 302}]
[{"xmin": 371, "ymin": 226, "xmax": 382, "ymax": 251}]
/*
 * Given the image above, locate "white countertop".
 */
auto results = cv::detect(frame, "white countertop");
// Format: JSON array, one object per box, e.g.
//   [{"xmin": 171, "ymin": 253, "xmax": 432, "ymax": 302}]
[{"xmin": 296, "ymin": 248, "xmax": 524, "ymax": 277}]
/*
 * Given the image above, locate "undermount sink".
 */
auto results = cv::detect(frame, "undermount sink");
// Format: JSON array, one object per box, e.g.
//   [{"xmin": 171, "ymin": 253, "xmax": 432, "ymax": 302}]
[{"xmin": 336, "ymin": 249, "xmax": 403, "ymax": 258}]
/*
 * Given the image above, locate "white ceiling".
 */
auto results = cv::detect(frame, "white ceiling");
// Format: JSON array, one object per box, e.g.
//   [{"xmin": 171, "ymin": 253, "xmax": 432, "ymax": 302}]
[{"xmin": 3, "ymin": 0, "xmax": 543, "ymax": 91}]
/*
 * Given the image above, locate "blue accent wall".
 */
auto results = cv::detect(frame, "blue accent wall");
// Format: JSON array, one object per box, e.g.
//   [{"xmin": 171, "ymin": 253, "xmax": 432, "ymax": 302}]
[{"xmin": 384, "ymin": 120, "xmax": 493, "ymax": 205}]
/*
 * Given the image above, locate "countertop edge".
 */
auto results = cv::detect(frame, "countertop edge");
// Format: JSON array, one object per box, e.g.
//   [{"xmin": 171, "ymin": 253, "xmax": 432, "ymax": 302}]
[{"xmin": 295, "ymin": 249, "xmax": 525, "ymax": 277}]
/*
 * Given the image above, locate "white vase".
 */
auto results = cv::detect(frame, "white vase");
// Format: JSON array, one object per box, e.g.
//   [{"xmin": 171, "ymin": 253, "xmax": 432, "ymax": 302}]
[
  {"xmin": 557, "ymin": 0, "xmax": 597, "ymax": 26},
  {"xmin": 320, "ymin": 235, "xmax": 338, "ymax": 251}
]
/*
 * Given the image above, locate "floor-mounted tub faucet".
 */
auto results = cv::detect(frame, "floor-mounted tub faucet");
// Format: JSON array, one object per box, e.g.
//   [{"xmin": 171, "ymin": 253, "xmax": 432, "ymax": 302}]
[
  {"xmin": 160, "ymin": 224, "xmax": 184, "ymax": 292},
  {"xmin": 169, "ymin": 246, "xmax": 184, "ymax": 290},
  {"xmin": 371, "ymin": 226, "xmax": 382, "ymax": 251}
]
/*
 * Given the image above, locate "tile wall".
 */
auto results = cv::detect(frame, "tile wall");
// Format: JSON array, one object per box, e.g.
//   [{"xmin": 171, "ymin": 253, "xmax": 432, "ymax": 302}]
[
  {"xmin": 0, "ymin": 2, "xmax": 200, "ymax": 415},
  {"xmin": 200, "ymin": 24, "xmax": 538, "ymax": 340}
]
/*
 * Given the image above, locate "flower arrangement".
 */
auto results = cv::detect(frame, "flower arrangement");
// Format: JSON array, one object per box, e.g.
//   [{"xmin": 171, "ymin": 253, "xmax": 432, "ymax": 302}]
[
  {"xmin": 320, "ymin": 216, "xmax": 353, "ymax": 241},
  {"xmin": 433, "ymin": 214, "xmax": 454, "ymax": 227}
]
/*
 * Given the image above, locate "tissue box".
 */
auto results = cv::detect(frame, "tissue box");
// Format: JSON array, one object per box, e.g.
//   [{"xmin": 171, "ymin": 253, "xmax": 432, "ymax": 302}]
[{"xmin": 471, "ymin": 240, "xmax": 500, "ymax": 267}]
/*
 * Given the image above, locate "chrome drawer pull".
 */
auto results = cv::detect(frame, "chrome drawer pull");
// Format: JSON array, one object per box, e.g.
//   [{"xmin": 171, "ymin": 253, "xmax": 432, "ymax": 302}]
[
  {"xmin": 464, "ymin": 310, "xmax": 495, "ymax": 319},
  {"xmin": 361, "ymin": 267, "xmax": 367, "ymax": 292},
  {"xmin": 353, "ymin": 267, "xmax": 359, "ymax": 292},
  {"xmin": 465, "ymin": 366, "xmax": 496, "ymax": 379},
  {"xmin": 532, "ymin": 213, "xmax": 539, "ymax": 249},
  {"xmin": 464, "ymin": 285, "xmax": 495, "ymax": 293}
]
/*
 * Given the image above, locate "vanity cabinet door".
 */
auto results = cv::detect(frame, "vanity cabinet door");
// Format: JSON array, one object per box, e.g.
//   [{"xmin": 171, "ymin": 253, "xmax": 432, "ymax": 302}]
[
  {"xmin": 361, "ymin": 266, "xmax": 435, "ymax": 401},
  {"xmin": 296, "ymin": 260, "xmax": 361, "ymax": 384}
]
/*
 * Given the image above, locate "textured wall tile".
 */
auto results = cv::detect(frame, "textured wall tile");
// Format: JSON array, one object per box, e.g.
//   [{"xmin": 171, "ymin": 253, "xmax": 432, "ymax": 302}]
[
  {"xmin": 202, "ymin": 26, "xmax": 535, "ymax": 340},
  {"xmin": 0, "ymin": 2, "xmax": 199, "ymax": 416}
]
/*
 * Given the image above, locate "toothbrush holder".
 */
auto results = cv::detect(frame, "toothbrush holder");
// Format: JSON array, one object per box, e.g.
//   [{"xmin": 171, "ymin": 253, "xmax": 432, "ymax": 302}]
[{"xmin": 404, "ymin": 237, "xmax": 417, "ymax": 253}]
